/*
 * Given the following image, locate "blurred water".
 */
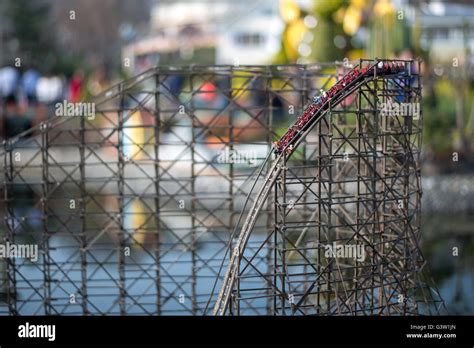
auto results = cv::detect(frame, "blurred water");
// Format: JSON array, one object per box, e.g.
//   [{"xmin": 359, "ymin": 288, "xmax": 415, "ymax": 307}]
[
  {"xmin": 1, "ymin": 207, "xmax": 472, "ymax": 315},
  {"xmin": 421, "ymin": 213, "xmax": 474, "ymax": 315}
]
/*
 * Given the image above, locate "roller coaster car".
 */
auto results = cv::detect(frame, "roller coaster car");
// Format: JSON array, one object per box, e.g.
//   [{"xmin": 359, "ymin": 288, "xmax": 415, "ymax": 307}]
[
  {"xmin": 274, "ymin": 62, "xmax": 407, "ymax": 155},
  {"xmin": 375, "ymin": 62, "xmax": 404, "ymax": 75}
]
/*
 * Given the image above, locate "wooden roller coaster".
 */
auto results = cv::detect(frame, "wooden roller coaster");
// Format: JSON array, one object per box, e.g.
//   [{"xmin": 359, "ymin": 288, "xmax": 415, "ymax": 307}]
[{"xmin": 211, "ymin": 59, "xmax": 446, "ymax": 316}]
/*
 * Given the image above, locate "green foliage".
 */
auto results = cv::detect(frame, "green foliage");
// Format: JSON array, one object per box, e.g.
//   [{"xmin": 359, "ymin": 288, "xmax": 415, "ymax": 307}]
[
  {"xmin": 272, "ymin": 37, "xmax": 291, "ymax": 65},
  {"xmin": 367, "ymin": 12, "xmax": 411, "ymax": 58},
  {"xmin": 313, "ymin": 0, "xmax": 344, "ymax": 19},
  {"xmin": 423, "ymin": 79, "xmax": 457, "ymax": 152},
  {"xmin": 4, "ymin": 0, "xmax": 54, "ymax": 69},
  {"xmin": 5, "ymin": 0, "xmax": 50, "ymax": 46},
  {"xmin": 3, "ymin": 0, "xmax": 85, "ymax": 75},
  {"xmin": 308, "ymin": 17, "xmax": 346, "ymax": 62},
  {"xmin": 50, "ymin": 53, "xmax": 85, "ymax": 77},
  {"xmin": 309, "ymin": 0, "xmax": 346, "ymax": 62}
]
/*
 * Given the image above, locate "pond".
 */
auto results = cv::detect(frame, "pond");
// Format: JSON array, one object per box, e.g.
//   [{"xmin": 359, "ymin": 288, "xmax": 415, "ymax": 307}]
[
  {"xmin": 1, "ymin": 202, "xmax": 472, "ymax": 315},
  {"xmin": 422, "ymin": 213, "xmax": 474, "ymax": 315}
]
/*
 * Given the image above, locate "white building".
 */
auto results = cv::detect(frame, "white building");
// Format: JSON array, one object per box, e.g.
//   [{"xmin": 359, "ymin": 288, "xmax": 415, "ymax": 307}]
[
  {"xmin": 215, "ymin": 1, "xmax": 284, "ymax": 65},
  {"xmin": 416, "ymin": 1, "xmax": 474, "ymax": 64},
  {"xmin": 122, "ymin": 0, "xmax": 285, "ymax": 72}
]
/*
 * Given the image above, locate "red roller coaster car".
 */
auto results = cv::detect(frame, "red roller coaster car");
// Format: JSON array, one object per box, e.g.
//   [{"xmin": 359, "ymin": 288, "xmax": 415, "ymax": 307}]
[{"xmin": 273, "ymin": 61, "xmax": 405, "ymax": 154}]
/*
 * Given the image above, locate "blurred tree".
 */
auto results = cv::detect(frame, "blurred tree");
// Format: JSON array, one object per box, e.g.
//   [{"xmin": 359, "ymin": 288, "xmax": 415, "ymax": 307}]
[
  {"xmin": 307, "ymin": 9, "xmax": 345, "ymax": 62},
  {"xmin": 424, "ymin": 80, "xmax": 457, "ymax": 154},
  {"xmin": 367, "ymin": 0, "xmax": 411, "ymax": 58},
  {"xmin": 450, "ymin": 21, "xmax": 472, "ymax": 154},
  {"xmin": 49, "ymin": 0, "xmax": 151, "ymax": 76},
  {"xmin": 1, "ymin": 0, "xmax": 151, "ymax": 76},
  {"xmin": 274, "ymin": 0, "xmax": 347, "ymax": 63},
  {"xmin": 274, "ymin": 0, "xmax": 303, "ymax": 63},
  {"xmin": 2, "ymin": 0, "xmax": 58, "ymax": 71}
]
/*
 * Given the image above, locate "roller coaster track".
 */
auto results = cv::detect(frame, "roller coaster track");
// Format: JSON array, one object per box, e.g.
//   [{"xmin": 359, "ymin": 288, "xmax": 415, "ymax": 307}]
[{"xmin": 212, "ymin": 60, "xmax": 407, "ymax": 315}]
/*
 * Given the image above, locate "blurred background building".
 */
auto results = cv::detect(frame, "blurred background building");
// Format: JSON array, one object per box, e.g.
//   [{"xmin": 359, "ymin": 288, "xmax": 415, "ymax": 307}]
[
  {"xmin": 122, "ymin": 0, "xmax": 285, "ymax": 71},
  {"xmin": 419, "ymin": 1, "xmax": 474, "ymax": 67}
]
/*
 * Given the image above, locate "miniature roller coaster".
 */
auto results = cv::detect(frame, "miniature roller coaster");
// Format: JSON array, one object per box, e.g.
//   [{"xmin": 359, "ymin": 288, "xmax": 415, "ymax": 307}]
[{"xmin": 211, "ymin": 59, "xmax": 446, "ymax": 316}]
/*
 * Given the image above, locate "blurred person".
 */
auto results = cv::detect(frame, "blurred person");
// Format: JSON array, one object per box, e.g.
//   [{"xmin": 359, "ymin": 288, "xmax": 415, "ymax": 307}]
[
  {"xmin": 20, "ymin": 69, "xmax": 44, "ymax": 130},
  {"xmin": 166, "ymin": 75, "xmax": 184, "ymax": 97},
  {"xmin": 0, "ymin": 67, "xmax": 20, "ymax": 139},
  {"xmin": 69, "ymin": 71, "xmax": 84, "ymax": 103},
  {"xmin": 194, "ymin": 81, "xmax": 227, "ymax": 109},
  {"xmin": 0, "ymin": 66, "xmax": 20, "ymax": 100},
  {"xmin": 36, "ymin": 75, "xmax": 65, "ymax": 117},
  {"xmin": 21, "ymin": 69, "xmax": 40, "ymax": 106},
  {"xmin": 3, "ymin": 97, "xmax": 31, "ymax": 139},
  {"xmin": 36, "ymin": 75, "xmax": 65, "ymax": 104},
  {"xmin": 200, "ymin": 81, "xmax": 217, "ymax": 103},
  {"xmin": 87, "ymin": 68, "xmax": 108, "ymax": 96},
  {"xmin": 33, "ymin": 103, "xmax": 49, "ymax": 128}
]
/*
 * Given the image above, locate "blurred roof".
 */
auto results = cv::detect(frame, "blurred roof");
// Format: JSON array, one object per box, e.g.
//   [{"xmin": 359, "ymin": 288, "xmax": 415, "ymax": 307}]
[{"xmin": 420, "ymin": 1, "xmax": 474, "ymax": 27}]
